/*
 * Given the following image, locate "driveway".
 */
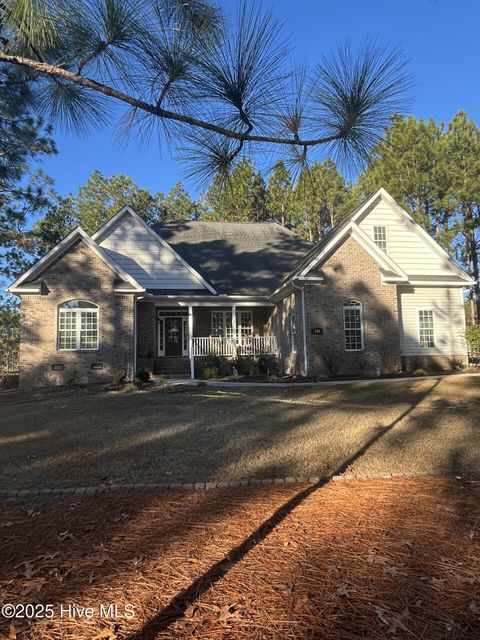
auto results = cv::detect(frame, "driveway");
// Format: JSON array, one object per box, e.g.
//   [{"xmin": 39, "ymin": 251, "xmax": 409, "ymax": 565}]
[{"xmin": 0, "ymin": 376, "xmax": 479, "ymax": 490}]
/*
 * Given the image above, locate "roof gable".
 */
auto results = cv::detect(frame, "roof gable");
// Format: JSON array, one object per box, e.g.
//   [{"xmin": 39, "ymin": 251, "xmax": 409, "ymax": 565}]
[
  {"xmin": 8, "ymin": 227, "xmax": 144, "ymax": 295},
  {"xmin": 93, "ymin": 207, "xmax": 216, "ymax": 293},
  {"xmin": 355, "ymin": 189, "xmax": 473, "ymax": 282},
  {"xmin": 285, "ymin": 188, "xmax": 473, "ymax": 287}
]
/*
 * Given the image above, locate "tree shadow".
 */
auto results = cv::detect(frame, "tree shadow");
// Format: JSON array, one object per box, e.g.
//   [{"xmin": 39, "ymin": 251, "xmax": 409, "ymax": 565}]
[{"xmin": 123, "ymin": 379, "xmax": 441, "ymax": 639}]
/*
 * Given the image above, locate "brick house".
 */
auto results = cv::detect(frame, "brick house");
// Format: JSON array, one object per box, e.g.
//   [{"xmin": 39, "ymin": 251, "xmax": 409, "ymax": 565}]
[{"xmin": 8, "ymin": 188, "xmax": 473, "ymax": 386}]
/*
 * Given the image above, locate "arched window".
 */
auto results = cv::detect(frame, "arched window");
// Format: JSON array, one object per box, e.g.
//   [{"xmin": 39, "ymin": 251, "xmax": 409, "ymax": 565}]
[
  {"xmin": 343, "ymin": 301, "xmax": 363, "ymax": 352},
  {"xmin": 58, "ymin": 300, "xmax": 99, "ymax": 351}
]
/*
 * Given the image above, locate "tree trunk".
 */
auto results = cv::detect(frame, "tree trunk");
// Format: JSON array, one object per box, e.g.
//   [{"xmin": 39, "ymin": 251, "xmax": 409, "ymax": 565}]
[{"xmin": 465, "ymin": 205, "xmax": 480, "ymax": 320}]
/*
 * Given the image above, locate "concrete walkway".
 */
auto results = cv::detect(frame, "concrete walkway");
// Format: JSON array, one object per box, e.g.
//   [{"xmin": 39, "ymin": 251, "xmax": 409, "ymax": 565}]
[{"xmin": 167, "ymin": 371, "xmax": 480, "ymax": 388}]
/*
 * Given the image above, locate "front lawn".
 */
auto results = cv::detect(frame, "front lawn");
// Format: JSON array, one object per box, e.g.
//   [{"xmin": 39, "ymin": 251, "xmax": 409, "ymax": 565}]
[{"xmin": 0, "ymin": 376, "xmax": 479, "ymax": 490}]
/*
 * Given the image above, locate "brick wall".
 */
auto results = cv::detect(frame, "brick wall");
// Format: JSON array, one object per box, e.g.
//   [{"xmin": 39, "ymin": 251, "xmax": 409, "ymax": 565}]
[
  {"xmin": 266, "ymin": 290, "xmax": 305, "ymax": 375},
  {"xmin": 137, "ymin": 302, "xmax": 156, "ymax": 358},
  {"xmin": 303, "ymin": 235, "xmax": 401, "ymax": 376},
  {"xmin": 18, "ymin": 240, "xmax": 135, "ymax": 387}
]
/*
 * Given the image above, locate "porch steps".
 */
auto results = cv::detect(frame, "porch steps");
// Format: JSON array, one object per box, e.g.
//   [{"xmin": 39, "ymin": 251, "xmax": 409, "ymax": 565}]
[{"xmin": 153, "ymin": 357, "xmax": 191, "ymax": 378}]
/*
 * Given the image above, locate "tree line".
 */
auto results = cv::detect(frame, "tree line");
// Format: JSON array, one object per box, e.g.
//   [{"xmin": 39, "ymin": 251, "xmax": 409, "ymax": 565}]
[{"xmin": 1, "ymin": 105, "xmax": 479, "ymax": 305}]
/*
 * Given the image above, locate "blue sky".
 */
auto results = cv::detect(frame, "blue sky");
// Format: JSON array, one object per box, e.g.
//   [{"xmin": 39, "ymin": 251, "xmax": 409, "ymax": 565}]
[{"xmin": 40, "ymin": 0, "xmax": 479, "ymax": 199}]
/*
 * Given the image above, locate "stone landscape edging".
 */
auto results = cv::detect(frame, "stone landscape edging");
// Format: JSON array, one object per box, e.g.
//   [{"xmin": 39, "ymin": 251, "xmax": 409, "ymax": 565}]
[{"xmin": 1, "ymin": 469, "xmax": 475, "ymax": 502}]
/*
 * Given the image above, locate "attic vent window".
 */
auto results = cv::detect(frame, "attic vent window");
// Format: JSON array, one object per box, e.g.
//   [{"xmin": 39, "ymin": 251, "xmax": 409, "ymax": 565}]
[{"xmin": 373, "ymin": 226, "xmax": 388, "ymax": 253}]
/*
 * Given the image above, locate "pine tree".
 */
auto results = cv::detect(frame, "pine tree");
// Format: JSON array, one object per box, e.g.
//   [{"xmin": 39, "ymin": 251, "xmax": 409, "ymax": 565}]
[
  {"xmin": 204, "ymin": 159, "xmax": 269, "ymax": 221},
  {"xmin": 0, "ymin": 68, "xmax": 56, "ymax": 281},
  {"xmin": 291, "ymin": 160, "xmax": 350, "ymax": 241},
  {"xmin": 267, "ymin": 161, "xmax": 293, "ymax": 227},
  {"xmin": 65, "ymin": 171, "xmax": 157, "ymax": 234},
  {"xmin": 155, "ymin": 182, "xmax": 204, "ymax": 221},
  {"xmin": 353, "ymin": 115, "xmax": 446, "ymax": 236},
  {"xmin": 441, "ymin": 111, "xmax": 480, "ymax": 316}
]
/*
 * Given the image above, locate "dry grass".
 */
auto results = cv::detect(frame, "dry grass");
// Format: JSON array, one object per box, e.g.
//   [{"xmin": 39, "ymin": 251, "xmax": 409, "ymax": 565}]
[
  {"xmin": 1, "ymin": 476, "xmax": 479, "ymax": 639},
  {"xmin": 1, "ymin": 376, "xmax": 480, "ymax": 490}
]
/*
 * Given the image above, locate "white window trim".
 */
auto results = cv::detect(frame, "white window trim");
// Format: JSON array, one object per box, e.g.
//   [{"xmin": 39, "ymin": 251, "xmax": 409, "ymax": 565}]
[
  {"xmin": 343, "ymin": 301, "xmax": 364, "ymax": 352},
  {"xmin": 210, "ymin": 310, "xmax": 253, "ymax": 340},
  {"xmin": 289, "ymin": 312, "xmax": 297, "ymax": 353},
  {"xmin": 157, "ymin": 316, "xmax": 165, "ymax": 356},
  {"xmin": 373, "ymin": 225, "xmax": 388, "ymax": 254},
  {"xmin": 57, "ymin": 301, "xmax": 99, "ymax": 352},
  {"xmin": 417, "ymin": 309, "xmax": 436, "ymax": 349},
  {"xmin": 157, "ymin": 314, "xmax": 188, "ymax": 356}
]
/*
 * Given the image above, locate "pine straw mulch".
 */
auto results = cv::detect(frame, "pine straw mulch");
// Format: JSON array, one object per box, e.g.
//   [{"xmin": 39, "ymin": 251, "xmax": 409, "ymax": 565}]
[{"xmin": 1, "ymin": 476, "xmax": 480, "ymax": 640}]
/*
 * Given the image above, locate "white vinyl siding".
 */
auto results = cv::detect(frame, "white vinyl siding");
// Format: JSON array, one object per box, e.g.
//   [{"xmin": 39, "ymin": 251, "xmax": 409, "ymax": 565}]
[
  {"xmin": 358, "ymin": 200, "xmax": 455, "ymax": 276},
  {"xmin": 398, "ymin": 287, "xmax": 467, "ymax": 356},
  {"xmin": 98, "ymin": 213, "xmax": 206, "ymax": 290}
]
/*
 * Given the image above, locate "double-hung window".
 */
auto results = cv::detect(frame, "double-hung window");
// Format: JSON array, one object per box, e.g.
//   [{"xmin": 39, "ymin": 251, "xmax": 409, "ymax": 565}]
[
  {"xmin": 343, "ymin": 301, "xmax": 363, "ymax": 351},
  {"xmin": 58, "ymin": 300, "xmax": 99, "ymax": 350},
  {"xmin": 418, "ymin": 310, "xmax": 435, "ymax": 348},
  {"xmin": 373, "ymin": 226, "xmax": 388, "ymax": 253}
]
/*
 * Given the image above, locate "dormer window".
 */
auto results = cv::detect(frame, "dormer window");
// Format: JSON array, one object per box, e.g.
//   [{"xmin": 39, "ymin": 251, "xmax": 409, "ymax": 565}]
[{"xmin": 373, "ymin": 226, "xmax": 388, "ymax": 253}]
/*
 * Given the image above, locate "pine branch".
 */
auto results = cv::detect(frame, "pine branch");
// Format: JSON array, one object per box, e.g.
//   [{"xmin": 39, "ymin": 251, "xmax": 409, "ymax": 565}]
[{"xmin": 0, "ymin": 51, "xmax": 344, "ymax": 147}]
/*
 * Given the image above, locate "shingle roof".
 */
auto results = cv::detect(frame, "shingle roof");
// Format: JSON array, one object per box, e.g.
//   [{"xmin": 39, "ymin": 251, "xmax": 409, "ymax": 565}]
[{"xmin": 152, "ymin": 221, "xmax": 313, "ymax": 296}]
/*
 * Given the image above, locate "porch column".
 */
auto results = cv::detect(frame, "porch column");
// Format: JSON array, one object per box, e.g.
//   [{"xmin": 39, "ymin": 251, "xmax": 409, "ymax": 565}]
[
  {"xmin": 188, "ymin": 305, "xmax": 194, "ymax": 379},
  {"xmin": 231, "ymin": 304, "xmax": 237, "ymax": 353}
]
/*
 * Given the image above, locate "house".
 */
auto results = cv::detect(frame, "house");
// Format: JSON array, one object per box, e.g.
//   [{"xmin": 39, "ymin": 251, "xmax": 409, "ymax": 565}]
[{"xmin": 8, "ymin": 188, "xmax": 473, "ymax": 386}]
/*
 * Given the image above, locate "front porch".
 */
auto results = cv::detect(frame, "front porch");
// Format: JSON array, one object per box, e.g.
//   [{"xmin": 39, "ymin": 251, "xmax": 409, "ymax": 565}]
[{"xmin": 136, "ymin": 301, "xmax": 278, "ymax": 377}]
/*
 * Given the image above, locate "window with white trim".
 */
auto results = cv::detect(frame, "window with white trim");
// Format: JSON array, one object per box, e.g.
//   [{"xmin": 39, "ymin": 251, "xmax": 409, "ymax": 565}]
[
  {"xmin": 418, "ymin": 310, "xmax": 435, "ymax": 348},
  {"xmin": 289, "ymin": 313, "xmax": 297, "ymax": 353},
  {"xmin": 373, "ymin": 226, "xmax": 388, "ymax": 253},
  {"xmin": 211, "ymin": 311, "xmax": 253, "ymax": 339},
  {"xmin": 58, "ymin": 300, "xmax": 99, "ymax": 350},
  {"xmin": 343, "ymin": 301, "xmax": 363, "ymax": 351}
]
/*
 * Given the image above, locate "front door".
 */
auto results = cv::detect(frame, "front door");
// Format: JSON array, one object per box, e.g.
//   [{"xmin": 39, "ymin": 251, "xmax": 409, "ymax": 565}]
[{"xmin": 165, "ymin": 317, "xmax": 182, "ymax": 356}]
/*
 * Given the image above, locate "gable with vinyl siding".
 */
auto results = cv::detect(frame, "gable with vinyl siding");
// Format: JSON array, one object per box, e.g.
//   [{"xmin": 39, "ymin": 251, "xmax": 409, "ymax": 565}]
[
  {"xmin": 357, "ymin": 199, "xmax": 455, "ymax": 276},
  {"xmin": 97, "ymin": 213, "xmax": 207, "ymax": 290}
]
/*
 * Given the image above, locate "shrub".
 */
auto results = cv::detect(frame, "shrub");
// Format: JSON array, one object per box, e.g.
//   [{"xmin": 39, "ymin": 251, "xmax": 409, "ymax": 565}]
[
  {"xmin": 320, "ymin": 345, "xmax": 344, "ymax": 376},
  {"xmin": 465, "ymin": 324, "xmax": 480, "ymax": 357},
  {"xmin": 233, "ymin": 354, "xmax": 252, "ymax": 375},
  {"xmin": 448, "ymin": 357, "xmax": 465, "ymax": 371},
  {"xmin": 251, "ymin": 362, "xmax": 260, "ymax": 376},
  {"xmin": 412, "ymin": 368, "xmax": 428, "ymax": 377},
  {"xmin": 203, "ymin": 366, "xmax": 219, "ymax": 379},
  {"xmin": 205, "ymin": 352, "xmax": 221, "ymax": 369},
  {"xmin": 158, "ymin": 375, "xmax": 168, "ymax": 387},
  {"xmin": 256, "ymin": 350, "xmax": 277, "ymax": 375},
  {"xmin": 120, "ymin": 382, "xmax": 139, "ymax": 393},
  {"xmin": 111, "ymin": 368, "xmax": 126, "ymax": 385},
  {"xmin": 134, "ymin": 368, "xmax": 150, "ymax": 384}
]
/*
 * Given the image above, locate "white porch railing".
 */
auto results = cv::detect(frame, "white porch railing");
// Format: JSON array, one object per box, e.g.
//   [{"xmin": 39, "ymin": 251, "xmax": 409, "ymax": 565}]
[{"xmin": 192, "ymin": 335, "xmax": 277, "ymax": 357}]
